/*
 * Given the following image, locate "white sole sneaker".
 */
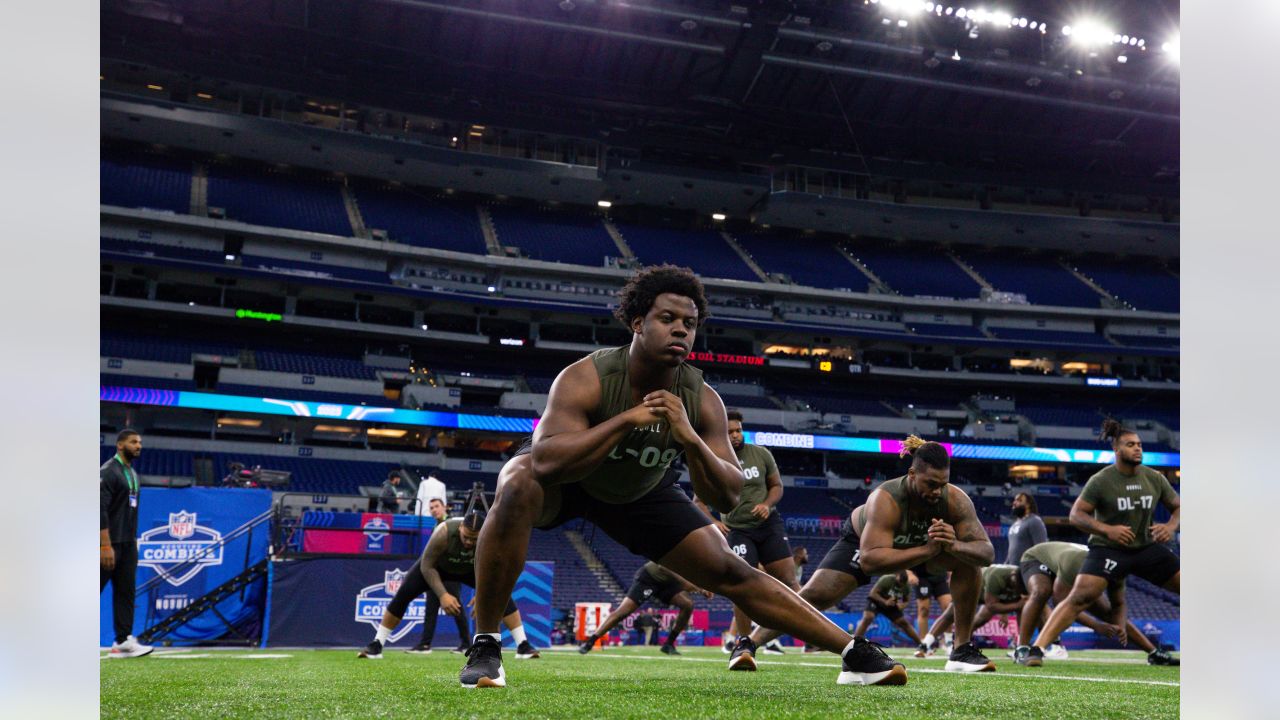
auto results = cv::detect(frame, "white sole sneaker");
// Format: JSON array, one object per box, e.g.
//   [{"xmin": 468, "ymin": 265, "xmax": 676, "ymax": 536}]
[
  {"xmin": 728, "ymin": 653, "xmax": 757, "ymax": 671},
  {"xmin": 461, "ymin": 665, "xmax": 506, "ymax": 689},
  {"xmin": 837, "ymin": 665, "xmax": 908, "ymax": 686},
  {"xmin": 944, "ymin": 659, "xmax": 996, "ymax": 673}
]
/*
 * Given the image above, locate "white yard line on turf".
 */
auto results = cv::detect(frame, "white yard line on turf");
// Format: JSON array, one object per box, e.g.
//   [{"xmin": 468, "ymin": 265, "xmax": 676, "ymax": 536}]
[{"xmin": 550, "ymin": 651, "xmax": 1179, "ymax": 688}]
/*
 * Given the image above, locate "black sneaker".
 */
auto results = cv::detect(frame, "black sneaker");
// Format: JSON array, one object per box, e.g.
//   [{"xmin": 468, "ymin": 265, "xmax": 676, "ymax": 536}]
[
  {"xmin": 357, "ymin": 639, "xmax": 383, "ymax": 659},
  {"xmin": 1148, "ymin": 649, "xmax": 1179, "ymax": 666},
  {"xmin": 1022, "ymin": 645, "xmax": 1044, "ymax": 667},
  {"xmin": 1012, "ymin": 645, "xmax": 1031, "ymax": 665},
  {"xmin": 405, "ymin": 642, "xmax": 432, "ymax": 655},
  {"xmin": 727, "ymin": 636, "xmax": 757, "ymax": 671},
  {"xmin": 838, "ymin": 637, "xmax": 908, "ymax": 686},
  {"xmin": 913, "ymin": 642, "xmax": 929, "ymax": 658},
  {"xmin": 515, "ymin": 640, "xmax": 540, "ymax": 659},
  {"xmin": 763, "ymin": 640, "xmax": 786, "ymax": 655},
  {"xmin": 944, "ymin": 641, "xmax": 996, "ymax": 673},
  {"xmin": 660, "ymin": 643, "xmax": 680, "ymax": 656},
  {"xmin": 451, "ymin": 644, "xmax": 470, "ymax": 654},
  {"xmin": 459, "ymin": 636, "xmax": 505, "ymax": 688},
  {"xmin": 578, "ymin": 637, "xmax": 596, "ymax": 654}
]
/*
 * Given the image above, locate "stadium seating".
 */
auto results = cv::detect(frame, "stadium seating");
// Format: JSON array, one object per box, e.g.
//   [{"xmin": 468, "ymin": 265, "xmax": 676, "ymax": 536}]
[
  {"xmin": 488, "ymin": 205, "xmax": 618, "ymax": 266},
  {"xmin": 847, "ymin": 242, "xmax": 982, "ymax": 299},
  {"xmin": 101, "ymin": 236, "xmax": 225, "ymax": 265},
  {"xmin": 986, "ymin": 327, "xmax": 1114, "ymax": 348},
  {"xmin": 955, "ymin": 250, "xmax": 1105, "ymax": 308},
  {"xmin": 352, "ymin": 182, "xmax": 489, "ymax": 254},
  {"xmin": 206, "ymin": 164, "xmax": 353, "ymax": 236},
  {"xmin": 1069, "ymin": 257, "xmax": 1179, "ymax": 313},
  {"xmin": 616, "ymin": 223, "xmax": 760, "ymax": 282},
  {"xmin": 906, "ymin": 323, "xmax": 989, "ymax": 340},
  {"xmin": 100, "ymin": 147, "xmax": 193, "ymax": 214},
  {"xmin": 731, "ymin": 233, "xmax": 871, "ymax": 291}
]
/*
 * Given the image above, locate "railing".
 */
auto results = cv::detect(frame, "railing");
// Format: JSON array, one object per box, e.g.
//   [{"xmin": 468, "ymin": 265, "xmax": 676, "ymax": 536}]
[{"xmin": 273, "ymin": 492, "xmax": 434, "ymax": 559}]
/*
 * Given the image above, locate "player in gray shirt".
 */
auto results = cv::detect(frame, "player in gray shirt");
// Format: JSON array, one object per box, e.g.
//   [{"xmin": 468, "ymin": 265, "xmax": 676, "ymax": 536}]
[{"xmin": 1005, "ymin": 493, "xmax": 1048, "ymax": 565}]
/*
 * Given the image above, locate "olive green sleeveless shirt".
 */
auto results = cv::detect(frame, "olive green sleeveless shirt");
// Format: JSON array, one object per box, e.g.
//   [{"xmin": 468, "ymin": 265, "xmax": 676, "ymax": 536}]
[
  {"xmin": 579, "ymin": 345, "xmax": 704, "ymax": 504},
  {"xmin": 434, "ymin": 518, "xmax": 475, "ymax": 576},
  {"xmin": 853, "ymin": 475, "xmax": 954, "ymax": 549}
]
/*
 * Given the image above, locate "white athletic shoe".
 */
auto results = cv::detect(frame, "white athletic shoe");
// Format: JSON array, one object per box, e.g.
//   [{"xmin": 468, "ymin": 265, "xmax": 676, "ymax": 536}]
[
  {"xmin": 721, "ymin": 643, "xmax": 733, "ymax": 654},
  {"xmin": 763, "ymin": 640, "xmax": 786, "ymax": 655},
  {"xmin": 1045, "ymin": 644, "xmax": 1069, "ymax": 660},
  {"xmin": 943, "ymin": 642, "xmax": 996, "ymax": 673},
  {"xmin": 108, "ymin": 636, "xmax": 154, "ymax": 659}
]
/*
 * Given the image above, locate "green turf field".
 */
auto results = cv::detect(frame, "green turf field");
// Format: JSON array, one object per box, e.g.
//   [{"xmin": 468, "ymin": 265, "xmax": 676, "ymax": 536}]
[{"xmin": 100, "ymin": 645, "xmax": 1178, "ymax": 719}]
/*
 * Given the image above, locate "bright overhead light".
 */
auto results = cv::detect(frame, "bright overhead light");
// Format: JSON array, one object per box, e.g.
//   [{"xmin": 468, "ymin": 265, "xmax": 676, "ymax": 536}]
[
  {"xmin": 1018, "ymin": 18, "xmax": 1028, "ymax": 28},
  {"xmin": 367, "ymin": 428, "xmax": 408, "ymax": 438},
  {"xmin": 1162, "ymin": 36, "xmax": 1179, "ymax": 63},
  {"xmin": 1028, "ymin": 21, "xmax": 1037, "ymax": 30},
  {"xmin": 945, "ymin": 6, "xmax": 953, "ymax": 15},
  {"xmin": 1062, "ymin": 25, "xmax": 1072, "ymax": 36},
  {"xmin": 898, "ymin": 19, "xmax": 909, "ymax": 27},
  {"xmin": 597, "ymin": 200, "xmax": 612, "ymax": 208},
  {"xmin": 1068, "ymin": 19, "xmax": 1115, "ymax": 48},
  {"xmin": 956, "ymin": 8, "xmax": 966, "ymax": 19},
  {"xmin": 1117, "ymin": 55, "xmax": 1128, "ymax": 63},
  {"xmin": 711, "ymin": 213, "xmax": 727, "ymax": 221},
  {"xmin": 1137, "ymin": 38, "xmax": 1145, "ymax": 47}
]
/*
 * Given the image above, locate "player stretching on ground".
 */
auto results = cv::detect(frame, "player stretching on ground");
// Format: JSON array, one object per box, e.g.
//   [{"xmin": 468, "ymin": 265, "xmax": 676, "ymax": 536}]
[
  {"xmin": 357, "ymin": 511, "xmax": 539, "ymax": 660},
  {"xmin": 461, "ymin": 265, "xmax": 903, "ymax": 688},
  {"xmin": 1014, "ymin": 541, "xmax": 1177, "ymax": 665},
  {"xmin": 693, "ymin": 410, "xmax": 799, "ymax": 652},
  {"xmin": 916, "ymin": 564, "xmax": 1025, "ymax": 653},
  {"xmin": 578, "ymin": 561, "xmax": 713, "ymax": 655},
  {"xmin": 910, "ymin": 567, "xmax": 952, "ymax": 657},
  {"xmin": 852, "ymin": 571, "xmax": 923, "ymax": 647},
  {"xmin": 740, "ymin": 437, "xmax": 995, "ymax": 674},
  {"xmin": 1024, "ymin": 420, "xmax": 1180, "ymax": 666}
]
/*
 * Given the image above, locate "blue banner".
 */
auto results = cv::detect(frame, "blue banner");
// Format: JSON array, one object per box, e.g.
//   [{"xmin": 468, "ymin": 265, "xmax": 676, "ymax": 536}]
[
  {"xmin": 100, "ymin": 487, "xmax": 272, "ymax": 646},
  {"xmin": 264, "ymin": 557, "xmax": 552, "ymax": 649}
]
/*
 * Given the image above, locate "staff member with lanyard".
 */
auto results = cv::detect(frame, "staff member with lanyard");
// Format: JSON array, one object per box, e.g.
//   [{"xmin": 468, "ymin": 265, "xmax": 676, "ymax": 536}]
[{"xmin": 100, "ymin": 429, "xmax": 153, "ymax": 658}]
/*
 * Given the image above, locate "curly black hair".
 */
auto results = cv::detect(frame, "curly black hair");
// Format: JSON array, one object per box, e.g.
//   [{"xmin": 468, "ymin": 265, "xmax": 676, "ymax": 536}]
[
  {"xmin": 613, "ymin": 264, "xmax": 709, "ymax": 329},
  {"xmin": 1100, "ymin": 418, "xmax": 1138, "ymax": 446}
]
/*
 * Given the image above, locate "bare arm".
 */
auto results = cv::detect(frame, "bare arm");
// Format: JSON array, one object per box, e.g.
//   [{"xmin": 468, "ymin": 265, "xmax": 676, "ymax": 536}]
[
  {"xmin": 661, "ymin": 386, "xmax": 742, "ymax": 512},
  {"xmin": 530, "ymin": 359, "xmax": 651, "ymax": 483},
  {"xmin": 934, "ymin": 488, "xmax": 995, "ymax": 567},
  {"xmin": 859, "ymin": 490, "xmax": 941, "ymax": 574},
  {"xmin": 1152, "ymin": 492, "xmax": 1181, "ymax": 543},
  {"xmin": 868, "ymin": 588, "xmax": 892, "ymax": 606},
  {"xmin": 1069, "ymin": 497, "xmax": 1135, "ymax": 545},
  {"xmin": 983, "ymin": 593, "xmax": 1024, "ymax": 614},
  {"xmin": 418, "ymin": 525, "xmax": 455, "ymax": 603},
  {"xmin": 693, "ymin": 495, "xmax": 729, "ymax": 535},
  {"xmin": 751, "ymin": 470, "xmax": 784, "ymax": 519}
]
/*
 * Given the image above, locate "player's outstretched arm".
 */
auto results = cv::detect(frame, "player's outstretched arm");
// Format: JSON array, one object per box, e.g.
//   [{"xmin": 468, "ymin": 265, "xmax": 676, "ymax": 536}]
[
  {"xmin": 661, "ymin": 385, "xmax": 741, "ymax": 512},
  {"xmin": 531, "ymin": 359, "xmax": 649, "ymax": 483},
  {"xmin": 1069, "ymin": 496, "xmax": 1134, "ymax": 546},
  {"xmin": 419, "ymin": 524, "xmax": 459, "ymax": 613},
  {"xmin": 859, "ymin": 490, "xmax": 939, "ymax": 574},
  {"xmin": 935, "ymin": 489, "xmax": 994, "ymax": 567}
]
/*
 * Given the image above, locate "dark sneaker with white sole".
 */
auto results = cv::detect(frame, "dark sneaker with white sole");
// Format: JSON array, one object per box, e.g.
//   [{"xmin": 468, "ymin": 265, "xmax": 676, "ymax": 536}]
[
  {"xmin": 578, "ymin": 638, "xmax": 597, "ymax": 654},
  {"xmin": 944, "ymin": 641, "xmax": 996, "ymax": 673},
  {"xmin": 728, "ymin": 636, "xmax": 757, "ymax": 671},
  {"xmin": 1148, "ymin": 649, "xmax": 1179, "ymax": 666},
  {"xmin": 660, "ymin": 643, "xmax": 681, "ymax": 656},
  {"xmin": 515, "ymin": 641, "xmax": 540, "ymax": 659},
  {"xmin": 405, "ymin": 642, "xmax": 431, "ymax": 655},
  {"xmin": 1021, "ymin": 645, "xmax": 1044, "ymax": 667},
  {"xmin": 357, "ymin": 640, "xmax": 383, "ymax": 659},
  {"xmin": 459, "ymin": 636, "xmax": 505, "ymax": 688},
  {"xmin": 837, "ymin": 637, "xmax": 908, "ymax": 686}
]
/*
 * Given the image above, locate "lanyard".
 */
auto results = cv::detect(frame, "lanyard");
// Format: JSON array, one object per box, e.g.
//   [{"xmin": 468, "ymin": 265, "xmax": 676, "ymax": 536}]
[{"xmin": 114, "ymin": 454, "xmax": 137, "ymax": 495}]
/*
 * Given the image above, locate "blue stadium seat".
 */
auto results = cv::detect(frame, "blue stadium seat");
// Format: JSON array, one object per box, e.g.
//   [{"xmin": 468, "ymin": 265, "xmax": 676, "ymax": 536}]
[
  {"xmin": 955, "ymin": 250, "xmax": 1105, "ymax": 308},
  {"xmin": 616, "ymin": 223, "xmax": 760, "ymax": 282},
  {"xmin": 100, "ymin": 148, "xmax": 192, "ymax": 214},
  {"xmin": 847, "ymin": 242, "xmax": 982, "ymax": 299},
  {"xmin": 206, "ymin": 164, "xmax": 352, "ymax": 236},
  {"xmin": 732, "ymin": 232, "xmax": 870, "ymax": 291},
  {"xmin": 1069, "ymin": 257, "xmax": 1179, "ymax": 313},
  {"xmin": 352, "ymin": 182, "xmax": 488, "ymax": 254},
  {"xmin": 488, "ymin": 205, "xmax": 617, "ymax": 267}
]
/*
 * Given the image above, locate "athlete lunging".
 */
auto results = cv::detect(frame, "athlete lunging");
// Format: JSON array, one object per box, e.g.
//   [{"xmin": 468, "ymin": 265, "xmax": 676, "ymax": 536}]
[{"xmin": 578, "ymin": 561, "xmax": 713, "ymax": 655}]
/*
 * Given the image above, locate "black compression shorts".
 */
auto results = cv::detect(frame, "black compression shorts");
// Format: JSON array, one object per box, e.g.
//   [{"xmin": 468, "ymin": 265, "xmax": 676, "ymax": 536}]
[
  {"xmin": 1080, "ymin": 543, "xmax": 1180, "ymax": 587},
  {"xmin": 726, "ymin": 512, "xmax": 794, "ymax": 570}
]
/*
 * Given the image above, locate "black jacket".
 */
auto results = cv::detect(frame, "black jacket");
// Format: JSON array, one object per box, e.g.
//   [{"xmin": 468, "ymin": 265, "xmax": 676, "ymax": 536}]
[
  {"xmin": 100, "ymin": 456, "xmax": 139, "ymax": 544},
  {"xmin": 378, "ymin": 480, "xmax": 401, "ymax": 514}
]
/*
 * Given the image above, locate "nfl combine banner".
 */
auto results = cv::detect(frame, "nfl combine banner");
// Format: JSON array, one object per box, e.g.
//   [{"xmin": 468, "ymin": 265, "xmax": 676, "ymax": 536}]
[
  {"xmin": 99, "ymin": 487, "xmax": 273, "ymax": 646},
  {"xmin": 264, "ymin": 557, "xmax": 553, "ymax": 649}
]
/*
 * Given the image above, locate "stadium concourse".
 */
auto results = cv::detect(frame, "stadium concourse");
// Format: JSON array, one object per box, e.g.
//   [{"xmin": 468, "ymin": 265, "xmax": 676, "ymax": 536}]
[{"xmin": 99, "ymin": 0, "xmax": 1178, "ymax": 717}]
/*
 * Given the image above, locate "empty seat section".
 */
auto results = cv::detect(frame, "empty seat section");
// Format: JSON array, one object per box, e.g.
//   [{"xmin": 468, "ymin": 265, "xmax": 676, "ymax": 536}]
[
  {"xmin": 906, "ymin": 323, "xmax": 988, "ymax": 340},
  {"xmin": 1069, "ymin": 258, "xmax": 1179, "ymax": 313},
  {"xmin": 353, "ymin": 182, "xmax": 488, "ymax": 254},
  {"xmin": 100, "ymin": 148, "xmax": 193, "ymax": 214},
  {"xmin": 732, "ymin": 233, "xmax": 869, "ymax": 291},
  {"xmin": 206, "ymin": 164, "xmax": 352, "ymax": 236},
  {"xmin": 847, "ymin": 243, "xmax": 982, "ymax": 299},
  {"xmin": 254, "ymin": 350, "xmax": 379, "ymax": 380},
  {"xmin": 987, "ymin": 327, "xmax": 1112, "ymax": 347},
  {"xmin": 616, "ymin": 223, "xmax": 759, "ymax": 282},
  {"xmin": 488, "ymin": 206, "xmax": 617, "ymax": 266},
  {"xmin": 957, "ymin": 251, "xmax": 1104, "ymax": 308}
]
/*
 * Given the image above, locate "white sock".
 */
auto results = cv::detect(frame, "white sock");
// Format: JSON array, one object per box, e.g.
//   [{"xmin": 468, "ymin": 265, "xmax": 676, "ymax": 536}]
[
  {"xmin": 475, "ymin": 632, "xmax": 501, "ymax": 644},
  {"xmin": 510, "ymin": 625, "xmax": 528, "ymax": 645},
  {"xmin": 841, "ymin": 638, "xmax": 858, "ymax": 656},
  {"xmin": 922, "ymin": 633, "xmax": 935, "ymax": 646},
  {"xmin": 375, "ymin": 625, "xmax": 392, "ymax": 643}
]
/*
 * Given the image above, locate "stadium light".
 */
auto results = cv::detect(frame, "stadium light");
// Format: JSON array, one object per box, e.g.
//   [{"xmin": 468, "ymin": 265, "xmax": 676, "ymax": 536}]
[
  {"xmin": 711, "ymin": 213, "xmax": 727, "ymax": 221},
  {"xmin": 1162, "ymin": 35, "xmax": 1179, "ymax": 63},
  {"xmin": 597, "ymin": 200, "xmax": 612, "ymax": 208},
  {"xmin": 1066, "ymin": 19, "xmax": 1115, "ymax": 48}
]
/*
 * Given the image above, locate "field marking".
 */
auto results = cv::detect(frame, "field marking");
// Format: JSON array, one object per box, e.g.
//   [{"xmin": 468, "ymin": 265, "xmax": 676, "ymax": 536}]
[
  {"xmin": 551, "ymin": 650, "xmax": 1179, "ymax": 688},
  {"xmin": 102, "ymin": 651, "xmax": 292, "ymax": 660}
]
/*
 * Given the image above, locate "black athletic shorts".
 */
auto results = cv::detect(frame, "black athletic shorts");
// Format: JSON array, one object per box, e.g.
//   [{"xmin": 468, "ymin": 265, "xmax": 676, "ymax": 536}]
[
  {"xmin": 815, "ymin": 520, "xmax": 872, "ymax": 585},
  {"xmin": 1019, "ymin": 558, "xmax": 1055, "ymax": 587},
  {"xmin": 912, "ymin": 565, "xmax": 951, "ymax": 601},
  {"xmin": 726, "ymin": 512, "xmax": 794, "ymax": 569},
  {"xmin": 625, "ymin": 565, "xmax": 686, "ymax": 607},
  {"xmin": 1080, "ymin": 543, "xmax": 1180, "ymax": 587},
  {"xmin": 867, "ymin": 599, "xmax": 904, "ymax": 622},
  {"xmin": 514, "ymin": 438, "xmax": 712, "ymax": 561}
]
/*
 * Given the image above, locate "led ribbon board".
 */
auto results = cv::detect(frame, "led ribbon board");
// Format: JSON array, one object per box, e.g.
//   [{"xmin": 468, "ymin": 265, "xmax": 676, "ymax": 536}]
[{"xmin": 99, "ymin": 386, "xmax": 1179, "ymax": 467}]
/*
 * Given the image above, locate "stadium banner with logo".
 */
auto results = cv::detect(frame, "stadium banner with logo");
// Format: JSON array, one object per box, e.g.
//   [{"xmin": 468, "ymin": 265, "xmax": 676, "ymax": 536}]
[
  {"xmin": 783, "ymin": 515, "xmax": 844, "ymax": 537},
  {"xmin": 263, "ymin": 557, "xmax": 553, "ymax": 649},
  {"xmin": 99, "ymin": 487, "xmax": 273, "ymax": 646}
]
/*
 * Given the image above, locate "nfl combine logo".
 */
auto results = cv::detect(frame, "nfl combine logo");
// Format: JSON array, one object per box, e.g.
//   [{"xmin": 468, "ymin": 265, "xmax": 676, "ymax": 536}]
[
  {"xmin": 353, "ymin": 568, "xmax": 426, "ymax": 643},
  {"xmin": 137, "ymin": 510, "xmax": 223, "ymax": 587}
]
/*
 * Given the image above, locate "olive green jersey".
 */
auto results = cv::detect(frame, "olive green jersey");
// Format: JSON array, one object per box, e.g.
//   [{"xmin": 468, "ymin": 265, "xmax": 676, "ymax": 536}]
[
  {"xmin": 723, "ymin": 443, "xmax": 780, "ymax": 530},
  {"xmin": 434, "ymin": 518, "xmax": 474, "ymax": 576},
  {"xmin": 871, "ymin": 574, "xmax": 910, "ymax": 603},
  {"xmin": 579, "ymin": 346, "xmax": 704, "ymax": 504},
  {"xmin": 853, "ymin": 475, "xmax": 954, "ymax": 549},
  {"xmin": 1079, "ymin": 465, "xmax": 1178, "ymax": 549},
  {"xmin": 641, "ymin": 561, "xmax": 678, "ymax": 585},
  {"xmin": 1023, "ymin": 541, "xmax": 1088, "ymax": 587},
  {"xmin": 981, "ymin": 564, "xmax": 1022, "ymax": 603}
]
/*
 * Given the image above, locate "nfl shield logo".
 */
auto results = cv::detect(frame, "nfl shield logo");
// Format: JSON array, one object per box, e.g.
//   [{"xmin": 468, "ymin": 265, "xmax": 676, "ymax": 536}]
[
  {"xmin": 169, "ymin": 511, "xmax": 197, "ymax": 540},
  {"xmin": 385, "ymin": 569, "xmax": 407, "ymax": 596}
]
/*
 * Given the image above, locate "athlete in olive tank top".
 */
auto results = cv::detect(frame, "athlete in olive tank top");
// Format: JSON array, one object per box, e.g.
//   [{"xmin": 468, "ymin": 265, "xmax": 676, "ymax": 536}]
[{"xmin": 460, "ymin": 266, "xmax": 894, "ymax": 689}]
